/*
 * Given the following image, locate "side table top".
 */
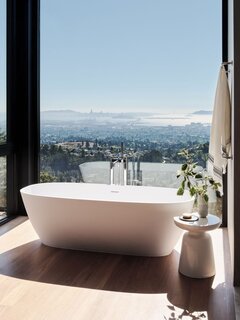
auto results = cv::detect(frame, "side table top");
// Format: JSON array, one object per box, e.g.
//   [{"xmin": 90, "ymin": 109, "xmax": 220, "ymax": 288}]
[{"xmin": 174, "ymin": 214, "xmax": 221, "ymax": 232}]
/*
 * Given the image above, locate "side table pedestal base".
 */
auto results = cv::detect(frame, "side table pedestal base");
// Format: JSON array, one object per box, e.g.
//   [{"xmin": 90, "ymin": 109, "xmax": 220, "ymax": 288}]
[{"xmin": 179, "ymin": 231, "xmax": 215, "ymax": 278}]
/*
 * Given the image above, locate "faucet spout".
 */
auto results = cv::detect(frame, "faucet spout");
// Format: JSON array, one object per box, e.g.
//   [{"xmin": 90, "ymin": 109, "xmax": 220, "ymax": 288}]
[{"xmin": 110, "ymin": 143, "xmax": 128, "ymax": 185}]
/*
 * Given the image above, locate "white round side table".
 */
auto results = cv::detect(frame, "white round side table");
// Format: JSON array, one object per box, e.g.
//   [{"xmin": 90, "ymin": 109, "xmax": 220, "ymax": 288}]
[{"xmin": 174, "ymin": 214, "xmax": 221, "ymax": 279}]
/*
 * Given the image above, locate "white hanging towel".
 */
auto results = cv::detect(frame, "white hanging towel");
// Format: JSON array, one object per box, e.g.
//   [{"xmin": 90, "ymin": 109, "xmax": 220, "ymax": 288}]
[{"xmin": 208, "ymin": 65, "xmax": 231, "ymax": 191}]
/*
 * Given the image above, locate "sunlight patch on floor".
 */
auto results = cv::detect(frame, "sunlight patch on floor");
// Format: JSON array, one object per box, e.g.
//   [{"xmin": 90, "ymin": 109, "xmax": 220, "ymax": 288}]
[
  {"xmin": 0, "ymin": 275, "xmax": 208, "ymax": 320},
  {"xmin": 0, "ymin": 220, "xmax": 38, "ymax": 254},
  {"xmin": 211, "ymin": 229, "xmax": 226, "ymax": 289}
]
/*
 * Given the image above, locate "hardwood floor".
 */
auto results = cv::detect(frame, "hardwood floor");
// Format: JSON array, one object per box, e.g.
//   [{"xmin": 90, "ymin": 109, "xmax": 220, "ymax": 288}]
[{"xmin": 0, "ymin": 217, "xmax": 235, "ymax": 320}]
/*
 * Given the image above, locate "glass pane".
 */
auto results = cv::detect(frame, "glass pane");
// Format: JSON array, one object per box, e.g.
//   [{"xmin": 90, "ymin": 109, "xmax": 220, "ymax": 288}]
[
  {"xmin": 0, "ymin": 156, "xmax": 7, "ymax": 219},
  {"xmin": 40, "ymin": 0, "xmax": 221, "ymax": 216},
  {"xmin": 0, "ymin": 0, "xmax": 6, "ymax": 144}
]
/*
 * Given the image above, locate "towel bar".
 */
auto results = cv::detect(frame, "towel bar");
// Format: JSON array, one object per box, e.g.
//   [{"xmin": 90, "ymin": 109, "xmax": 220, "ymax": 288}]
[
  {"xmin": 222, "ymin": 61, "xmax": 233, "ymax": 66},
  {"xmin": 222, "ymin": 151, "xmax": 232, "ymax": 159}
]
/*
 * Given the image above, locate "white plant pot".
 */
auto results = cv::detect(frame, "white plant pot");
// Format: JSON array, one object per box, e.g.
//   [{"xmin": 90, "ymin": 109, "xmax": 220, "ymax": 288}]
[{"xmin": 198, "ymin": 195, "xmax": 208, "ymax": 218}]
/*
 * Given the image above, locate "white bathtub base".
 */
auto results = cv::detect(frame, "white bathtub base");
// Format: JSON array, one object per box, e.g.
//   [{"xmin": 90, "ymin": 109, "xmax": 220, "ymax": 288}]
[{"xmin": 21, "ymin": 183, "xmax": 193, "ymax": 257}]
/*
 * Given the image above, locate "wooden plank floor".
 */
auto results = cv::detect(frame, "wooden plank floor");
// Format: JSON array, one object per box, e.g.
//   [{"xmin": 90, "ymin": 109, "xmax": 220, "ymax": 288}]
[{"xmin": 0, "ymin": 217, "xmax": 235, "ymax": 320}]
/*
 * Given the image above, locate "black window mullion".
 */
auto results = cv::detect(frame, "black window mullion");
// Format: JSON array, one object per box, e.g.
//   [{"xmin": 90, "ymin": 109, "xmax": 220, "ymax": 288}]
[{"xmin": 7, "ymin": 0, "xmax": 40, "ymax": 215}]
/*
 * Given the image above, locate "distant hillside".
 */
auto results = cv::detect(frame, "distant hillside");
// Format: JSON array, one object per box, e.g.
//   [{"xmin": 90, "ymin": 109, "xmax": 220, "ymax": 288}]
[
  {"xmin": 192, "ymin": 110, "xmax": 212, "ymax": 115},
  {"xmin": 41, "ymin": 110, "xmax": 153, "ymax": 122},
  {"xmin": 41, "ymin": 110, "xmax": 89, "ymax": 121}
]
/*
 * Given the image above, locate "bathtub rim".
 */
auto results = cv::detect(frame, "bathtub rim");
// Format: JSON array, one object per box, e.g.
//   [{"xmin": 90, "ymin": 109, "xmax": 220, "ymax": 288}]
[{"xmin": 20, "ymin": 182, "xmax": 194, "ymax": 206}]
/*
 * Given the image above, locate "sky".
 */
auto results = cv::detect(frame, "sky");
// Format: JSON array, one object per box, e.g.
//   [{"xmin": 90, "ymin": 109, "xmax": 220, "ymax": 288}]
[
  {"xmin": 0, "ymin": 1, "xmax": 222, "ymax": 115},
  {"xmin": 41, "ymin": 0, "xmax": 221, "ymax": 113}
]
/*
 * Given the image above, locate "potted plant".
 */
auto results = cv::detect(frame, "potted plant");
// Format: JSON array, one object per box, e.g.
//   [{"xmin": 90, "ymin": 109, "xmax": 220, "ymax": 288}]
[{"xmin": 176, "ymin": 149, "xmax": 221, "ymax": 218}]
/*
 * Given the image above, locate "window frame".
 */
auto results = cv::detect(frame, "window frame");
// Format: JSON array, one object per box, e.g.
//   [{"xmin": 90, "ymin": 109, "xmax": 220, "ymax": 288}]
[
  {"xmin": 222, "ymin": 0, "xmax": 229, "ymax": 228},
  {"xmin": 5, "ymin": 0, "xmax": 40, "ymax": 218},
  {"xmin": 2, "ymin": 0, "xmax": 227, "ymax": 221}
]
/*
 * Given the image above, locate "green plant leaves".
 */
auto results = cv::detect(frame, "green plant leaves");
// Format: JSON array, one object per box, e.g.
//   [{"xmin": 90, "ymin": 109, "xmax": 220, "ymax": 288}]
[
  {"xmin": 181, "ymin": 179, "xmax": 186, "ymax": 189},
  {"xmin": 177, "ymin": 187, "xmax": 184, "ymax": 196},
  {"xmin": 176, "ymin": 148, "xmax": 222, "ymax": 202},
  {"xmin": 190, "ymin": 187, "xmax": 196, "ymax": 197},
  {"xmin": 209, "ymin": 178, "xmax": 214, "ymax": 184},
  {"xmin": 203, "ymin": 194, "xmax": 209, "ymax": 202},
  {"xmin": 181, "ymin": 163, "xmax": 187, "ymax": 171}
]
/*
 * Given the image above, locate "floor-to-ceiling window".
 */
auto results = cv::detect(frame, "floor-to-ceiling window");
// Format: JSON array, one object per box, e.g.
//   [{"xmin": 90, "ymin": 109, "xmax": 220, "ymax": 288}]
[
  {"xmin": 40, "ymin": 0, "xmax": 221, "ymax": 213},
  {"xmin": 0, "ymin": 0, "xmax": 7, "ymax": 219}
]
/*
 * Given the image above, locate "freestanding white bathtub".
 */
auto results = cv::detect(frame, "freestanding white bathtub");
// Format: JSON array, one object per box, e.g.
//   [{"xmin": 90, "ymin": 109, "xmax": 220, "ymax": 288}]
[{"xmin": 20, "ymin": 183, "xmax": 194, "ymax": 256}]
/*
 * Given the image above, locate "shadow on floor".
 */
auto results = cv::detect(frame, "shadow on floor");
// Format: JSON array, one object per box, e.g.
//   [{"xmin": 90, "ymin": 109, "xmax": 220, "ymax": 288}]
[{"xmin": 0, "ymin": 239, "xmax": 210, "ymax": 292}]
